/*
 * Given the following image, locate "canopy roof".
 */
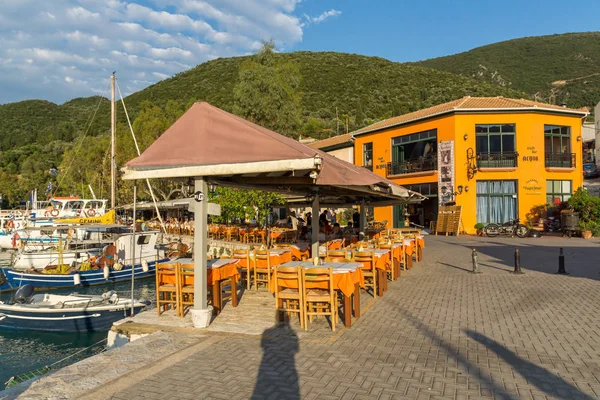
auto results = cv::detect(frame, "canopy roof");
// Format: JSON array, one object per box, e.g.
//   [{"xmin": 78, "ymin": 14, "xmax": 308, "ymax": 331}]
[{"xmin": 123, "ymin": 102, "xmax": 424, "ymax": 206}]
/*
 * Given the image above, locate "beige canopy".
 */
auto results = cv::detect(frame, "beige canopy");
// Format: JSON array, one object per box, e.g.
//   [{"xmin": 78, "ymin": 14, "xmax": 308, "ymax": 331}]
[{"xmin": 123, "ymin": 102, "xmax": 423, "ymax": 206}]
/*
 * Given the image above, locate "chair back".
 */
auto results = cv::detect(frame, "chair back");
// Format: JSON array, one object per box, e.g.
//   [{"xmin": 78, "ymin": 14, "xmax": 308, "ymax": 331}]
[
  {"xmin": 302, "ymin": 266, "xmax": 334, "ymax": 291},
  {"xmin": 232, "ymin": 248, "xmax": 250, "ymax": 265},
  {"xmin": 273, "ymin": 243, "xmax": 292, "ymax": 249},
  {"xmin": 325, "ymin": 250, "xmax": 347, "ymax": 263},
  {"xmin": 156, "ymin": 262, "xmax": 177, "ymax": 286},
  {"xmin": 353, "ymin": 250, "xmax": 375, "ymax": 270},
  {"xmin": 255, "ymin": 249, "xmax": 271, "ymax": 268},
  {"xmin": 178, "ymin": 263, "xmax": 195, "ymax": 287},
  {"xmin": 274, "ymin": 265, "xmax": 301, "ymax": 290}
]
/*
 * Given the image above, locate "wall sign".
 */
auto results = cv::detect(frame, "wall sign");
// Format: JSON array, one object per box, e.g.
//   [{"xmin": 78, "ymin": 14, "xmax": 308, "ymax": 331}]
[
  {"xmin": 194, "ymin": 190, "xmax": 204, "ymax": 203},
  {"xmin": 522, "ymin": 179, "xmax": 542, "ymax": 195},
  {"xmin": 438, "ymin": 140, "xmax": 454, "ymax": 204}
]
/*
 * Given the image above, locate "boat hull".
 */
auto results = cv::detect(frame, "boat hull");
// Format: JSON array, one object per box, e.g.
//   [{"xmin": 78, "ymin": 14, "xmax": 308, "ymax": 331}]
[
  {"xmin": 0, "ymin": 304, "xmax": 145, "ymax": 332},
  {"xmin": 12, "ymin": 250, "xmax": 99, "ymax": 270},
  {"xmin": 1, "ymin": 259, "xmax": 166, "ymax": 290}
]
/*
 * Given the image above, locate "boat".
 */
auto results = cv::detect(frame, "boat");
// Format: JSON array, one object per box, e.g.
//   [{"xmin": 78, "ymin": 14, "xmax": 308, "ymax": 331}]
[
  {"xmin": 2, "ymin": 230, "xmax": 169, "ymax": 289},
  {"xmin": 0, "ymin": 284, "xmax": 147, "ymax": 332}
]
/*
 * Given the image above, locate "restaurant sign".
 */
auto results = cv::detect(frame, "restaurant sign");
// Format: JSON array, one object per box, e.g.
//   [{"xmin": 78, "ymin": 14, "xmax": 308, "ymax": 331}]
[
  {"xmin": 522, "ymin": 179, "xmax": 542, "ymax": 195},
  {"xmin": 438, "ymin": 140, "xmax": 454, "ymax": 204}
]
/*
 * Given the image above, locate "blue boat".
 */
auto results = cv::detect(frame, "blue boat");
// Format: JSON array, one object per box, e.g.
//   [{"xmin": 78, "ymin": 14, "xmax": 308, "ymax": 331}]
[
  {"xmin": 0, "ymin": 285, "xmax": 147, "ymax": 332},
  {"xmin": 1, "ymin": 259, "xmax": 167, "ymax": 290}
]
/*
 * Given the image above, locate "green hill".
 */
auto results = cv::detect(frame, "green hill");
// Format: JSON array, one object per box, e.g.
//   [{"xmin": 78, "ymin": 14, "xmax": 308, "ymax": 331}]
[{"xmin": 415, "ymin": 32, "xmax": 600, "ymax": 110}]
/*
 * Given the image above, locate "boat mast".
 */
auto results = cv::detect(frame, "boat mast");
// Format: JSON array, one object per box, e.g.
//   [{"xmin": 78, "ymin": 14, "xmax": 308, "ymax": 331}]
[{"xmin": 110, "ymin": 72, "xmax": 116, "ymax": 210}]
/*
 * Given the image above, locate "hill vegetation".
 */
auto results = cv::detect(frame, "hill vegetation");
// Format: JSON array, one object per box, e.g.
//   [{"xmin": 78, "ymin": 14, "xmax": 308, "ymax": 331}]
[{"xmin": 415, "ymin": 32, "xmax": 600, "ymax": 110}]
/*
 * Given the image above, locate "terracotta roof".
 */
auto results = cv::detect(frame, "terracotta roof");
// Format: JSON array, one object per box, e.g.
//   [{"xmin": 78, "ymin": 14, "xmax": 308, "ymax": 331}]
[
  {"xmin": 352, "ymin": 96, "xmax": 589, "ymax": 136},
  {"xmin": 307, "ymin": 134, "xmax": 353, "ymax": 150}
]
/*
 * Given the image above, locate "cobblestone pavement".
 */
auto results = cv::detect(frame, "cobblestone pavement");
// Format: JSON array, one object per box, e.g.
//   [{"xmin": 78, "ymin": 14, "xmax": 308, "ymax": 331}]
[{"xmin": 106, "ymin": 236, "xmax": 600, "ymax": 399}]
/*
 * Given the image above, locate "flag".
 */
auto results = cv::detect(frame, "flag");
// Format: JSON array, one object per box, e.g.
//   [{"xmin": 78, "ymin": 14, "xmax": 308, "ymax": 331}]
[{"xmin": 45, "ymin": 181, "xmax": 53, "ymax": 197}]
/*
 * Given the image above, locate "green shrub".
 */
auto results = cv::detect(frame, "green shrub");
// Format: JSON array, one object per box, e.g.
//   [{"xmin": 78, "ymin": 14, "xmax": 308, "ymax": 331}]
[{"xmin": 474, "ymin": 223, "xmax": 485, "ymax": 230}]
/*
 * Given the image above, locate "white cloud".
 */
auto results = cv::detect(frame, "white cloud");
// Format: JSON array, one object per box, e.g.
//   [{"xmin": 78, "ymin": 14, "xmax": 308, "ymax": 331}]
[{"xmin": 0, "ymin": 0, "xmax": 341, "ymax": 104}]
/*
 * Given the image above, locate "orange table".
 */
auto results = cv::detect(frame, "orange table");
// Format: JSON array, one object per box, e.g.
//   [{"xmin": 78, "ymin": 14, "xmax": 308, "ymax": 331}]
[
  {"xmin": 250, "ymin": 249, "xmax": 292, "ymax": 267},
  {"xmin": 291, "ymin": 243, "xmax": 311, "ymax": 261},
  {"xmin": 166, "ymin": 258, "xmax": 240, "ymax": 315},
  {"xmin": 373, "ymin": 249, "xmax": 391, "ymax": 295},
  {"xmin": 271, "ymin": 261, "xmax": 364, "ymax": 328}
]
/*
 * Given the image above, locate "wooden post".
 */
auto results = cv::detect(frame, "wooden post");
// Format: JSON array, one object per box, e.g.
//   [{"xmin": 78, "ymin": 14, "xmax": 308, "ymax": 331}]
[
  {"xmin": 193, "ymin": 178, "xmax": 209, "ymax": 312},
  {"xmin": 311, "ymin": 193, "xmax": 319, "ymax": 259}
]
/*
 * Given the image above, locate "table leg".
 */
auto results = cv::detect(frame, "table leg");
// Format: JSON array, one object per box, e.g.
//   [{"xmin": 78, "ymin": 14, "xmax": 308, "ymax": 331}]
[
  {"xmin": 231, "ymin": 274, "xmax": 238, "ymax": 307},
  {"xmin": 377, "ymin": 270, "xmax": 385, "ymax": 297},
  {"xmin": 353, "ymin": 283, "xmax": 360, "ymax": 319},
  {"xmin": 408, "ymin": 254, "xmax": 413, "ymax": 269},
  {"xmin": 212, "ymin": 280, "xmax": 221, "ymax": 315},
  {"xmin": 418, "ymin": 246, "xmax": 423, "ymax": 262},
  {"xmin": 343, "ymin": 293, "xmax": 351, "ymax": 328}
]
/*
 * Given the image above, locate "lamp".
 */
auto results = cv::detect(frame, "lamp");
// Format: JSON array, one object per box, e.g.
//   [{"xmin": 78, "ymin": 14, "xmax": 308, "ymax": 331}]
[
  {"xmin": 577, "ymin": 136, "xmax": 582, "ymax": 142},
  {"xmin": 457, "ymin": 185, "xmax": 463, "ymax": 194},
  {"xmin": 207, "ymin": 182, "xmax": 217, "ymax": 194},
  {"xmin": 464, "ymin": 185, "xmax": 470, "ymax": 193},
  {"xmin": 463, "ymin": 133, "xmax": 468, "ymax": 141}
]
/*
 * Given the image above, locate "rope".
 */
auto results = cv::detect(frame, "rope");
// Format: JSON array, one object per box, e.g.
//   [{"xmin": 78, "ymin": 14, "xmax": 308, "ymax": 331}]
[
  {"xmin": 52, "ymin": 81, "xmax": 110, "ymax": 197},
  {"xmin": 116, "ymin": 81, "xmax": 167, "ymax": 235},
  {"xmin": 47, "ymin": 337, "xmax": 107, "ymax": 368}
]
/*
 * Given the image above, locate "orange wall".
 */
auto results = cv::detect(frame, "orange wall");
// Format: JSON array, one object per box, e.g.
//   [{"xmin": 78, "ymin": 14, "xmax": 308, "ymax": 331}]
[{"xmin": 354, "ymin": 111, "xmax": 584, "ymax": 233}]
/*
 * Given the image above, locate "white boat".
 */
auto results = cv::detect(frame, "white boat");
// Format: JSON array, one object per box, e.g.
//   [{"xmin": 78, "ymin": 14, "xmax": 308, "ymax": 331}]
[
  {"xmin": 0, "ymin": 285, "xmax": 147, "ymax": 332},
  {"xmin": 11, "ymin": 228, "xmax": 162, "ymax": 271},
  {"xmin": 28, "ymin": 197, "xmax": 108, "ymax": 219}
]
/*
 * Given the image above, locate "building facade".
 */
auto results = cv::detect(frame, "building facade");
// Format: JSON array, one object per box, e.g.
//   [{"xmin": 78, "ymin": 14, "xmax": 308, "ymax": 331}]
[{"xmin": 352, "ymin": 97, "xmax": 588, "ymax": 234}]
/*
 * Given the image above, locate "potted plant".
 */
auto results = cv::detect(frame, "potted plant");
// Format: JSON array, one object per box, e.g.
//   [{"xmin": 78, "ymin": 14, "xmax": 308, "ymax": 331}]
[
  {"xmin": 579, "ymin": 221, "xmax": 593, "ymax": 239},
  {"xmin": 474, "ymin": 223, "xmax": 485, "ymax": 236}
]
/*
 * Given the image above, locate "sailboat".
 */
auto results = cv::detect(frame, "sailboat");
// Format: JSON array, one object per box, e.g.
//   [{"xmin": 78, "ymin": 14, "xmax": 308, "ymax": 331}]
[{"xmin": 0, "ymin": 74, "xmax": 170, "ymax": 290}]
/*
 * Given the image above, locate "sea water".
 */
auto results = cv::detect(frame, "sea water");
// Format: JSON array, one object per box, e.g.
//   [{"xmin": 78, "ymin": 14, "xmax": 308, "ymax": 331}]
[{"xmin": 0, "ymin": 252, "xmax": 156, "ymax": 389}]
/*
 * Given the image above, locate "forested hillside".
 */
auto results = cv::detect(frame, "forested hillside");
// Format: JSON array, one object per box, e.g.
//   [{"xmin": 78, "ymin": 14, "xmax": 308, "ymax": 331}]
[{"xmin": 415, "ymin": 32, "xmax": 600, "ymax": 110}]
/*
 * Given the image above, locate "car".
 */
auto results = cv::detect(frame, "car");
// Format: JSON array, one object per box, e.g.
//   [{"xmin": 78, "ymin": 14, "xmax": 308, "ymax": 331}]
[{"xmin": 583, "ymin": 163, "xmax": 600, "ymax": 179}]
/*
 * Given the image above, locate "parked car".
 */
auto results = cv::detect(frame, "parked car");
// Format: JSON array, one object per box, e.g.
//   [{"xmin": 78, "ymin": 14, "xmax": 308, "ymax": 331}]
[{"xmin": 583, "ymin": 163, "xmax": 600, "ymax": 179}]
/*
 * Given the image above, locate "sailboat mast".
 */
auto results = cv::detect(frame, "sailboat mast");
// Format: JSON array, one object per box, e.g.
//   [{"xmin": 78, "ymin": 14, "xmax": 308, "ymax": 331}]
[{"xmin": 110, "ymin": 73, "xmax": 116, "ymax": 209}]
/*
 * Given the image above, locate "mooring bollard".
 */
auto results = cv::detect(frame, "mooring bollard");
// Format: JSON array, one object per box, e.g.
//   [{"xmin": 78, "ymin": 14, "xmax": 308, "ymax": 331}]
[
  {"xmin": 471, "ymin": 248, "xmax": 481, "ymax": 274},
  {"xmin": 557, "ymin": 247, "xmax": 568, "ymax": 274},
  {"xmin": 513, "ymin": 247, "xmax": 524, "ymax": 274}
]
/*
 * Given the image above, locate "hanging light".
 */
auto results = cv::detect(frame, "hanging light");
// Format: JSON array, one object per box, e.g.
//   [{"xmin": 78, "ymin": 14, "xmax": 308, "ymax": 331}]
[{"xmin": 207, "ymin": 182, "xmax": 217, "ymax": 194}]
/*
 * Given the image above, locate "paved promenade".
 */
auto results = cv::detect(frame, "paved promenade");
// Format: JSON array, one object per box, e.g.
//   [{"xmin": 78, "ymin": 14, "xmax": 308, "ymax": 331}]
[{"xmin": 18, "ymin": 235, "xmax": 600, "ymax": 399}]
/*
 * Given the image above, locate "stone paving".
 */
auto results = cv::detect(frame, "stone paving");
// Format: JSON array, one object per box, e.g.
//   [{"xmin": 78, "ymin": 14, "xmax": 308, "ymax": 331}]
[{"xmin": 16, "ymin": 235, "xmax": 600, "ymax": 399}]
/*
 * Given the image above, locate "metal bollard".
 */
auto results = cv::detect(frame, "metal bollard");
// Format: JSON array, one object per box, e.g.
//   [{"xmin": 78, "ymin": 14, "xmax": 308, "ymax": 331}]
[
  {"xmin": 471, "ymin": 248, "xmax": 481, "ymax": 274},
  {"xmin": 557, "ymin": 247, "xmax": 568, "ymax": 274},
  {"xmin": 513, "ymin": 247, "xmax": 524, "ymax": 274}
]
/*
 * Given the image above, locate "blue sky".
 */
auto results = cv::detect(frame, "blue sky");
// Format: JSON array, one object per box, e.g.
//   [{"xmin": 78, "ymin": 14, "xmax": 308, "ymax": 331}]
[{"xmin": 0, "ymin": 0, "xmax": 598, "ymax": 104}]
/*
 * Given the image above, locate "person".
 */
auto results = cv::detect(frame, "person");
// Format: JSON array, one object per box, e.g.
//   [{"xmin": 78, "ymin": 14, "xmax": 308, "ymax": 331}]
[
  {"xmin": 330, "ymin": 223, "xmax": 343, "ymax": 239},
  {"xmin": 352, "ymin": 210, "xmax": 360, "ymax": 227},
  {"xmin": 306, "ymin": 212, "xmax": 312, "ymax": 227},
  {"xmin": 319, "ymin": 210, "xmax": 328, "ymax": 224}
]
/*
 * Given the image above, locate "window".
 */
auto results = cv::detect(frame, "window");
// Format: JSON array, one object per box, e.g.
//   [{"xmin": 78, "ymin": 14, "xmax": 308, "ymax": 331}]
[
  {"xmin": 389, "ymin": 129, "xmax": 437, "ymax": 175},
  {"xmin": 545, "ymin": 125, "xmax": 574, "ymax": 167},
  {"xmin": 137, "ymin": 235, "xmax": 151, "ymax": 245},
  {"xmin": 404, "ymin": 183, "xmax": 438, "ymax": 197},
  {"xmin": 476, "ymin": 181, "xmax": 517, "ymax": 224},
  {"xmin": 363, "ymin": 142, "xmax": 373, "ymax": 170},
  {"xmin": 546, "ymin": 180, "xmax": 572, "ymax": 204},
  {"xmin": 476, "ymin": 124, "xmax": 517, "ymax": 167}
]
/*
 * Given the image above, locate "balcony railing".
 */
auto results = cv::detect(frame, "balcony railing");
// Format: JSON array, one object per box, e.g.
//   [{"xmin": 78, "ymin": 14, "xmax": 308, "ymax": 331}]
[
  {"xmin": 545, "ymin": 152, "xmax": 576, "ymax": 168},
  {"xmin": 476, "ymin": 152, "xmax": 518, "ymax": 168},
  {"xmin": 386, "ymin": 155, "xmax": 437, "ymax": 176}
]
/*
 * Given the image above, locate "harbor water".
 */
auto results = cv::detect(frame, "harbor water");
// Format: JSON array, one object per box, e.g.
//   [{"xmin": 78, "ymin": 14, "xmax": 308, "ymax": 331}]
[{"xmin": 0, "ymin": 251, "xmax": 157, "ymax": 389}]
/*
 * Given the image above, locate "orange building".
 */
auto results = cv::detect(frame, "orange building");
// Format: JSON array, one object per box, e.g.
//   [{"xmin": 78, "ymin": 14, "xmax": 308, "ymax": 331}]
[{"xmin": 352, "ymin": 97, "xmax": 589, "ymax": 234}]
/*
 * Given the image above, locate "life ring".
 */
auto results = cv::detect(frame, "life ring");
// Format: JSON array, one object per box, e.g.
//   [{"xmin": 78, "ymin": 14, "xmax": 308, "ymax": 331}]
[
  {"xmin": 6, "ymin": 220, "xmax": 14, "ymax": 229},
  {"xmin": 51, "ymin": 209, "xmax": 59, "ymax": 217},
  {"xmin": 87, "ymin": 208, "xmax": 96, "ymax": 217}
]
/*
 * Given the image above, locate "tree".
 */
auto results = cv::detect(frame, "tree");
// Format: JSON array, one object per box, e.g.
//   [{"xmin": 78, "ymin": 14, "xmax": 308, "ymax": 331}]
[{"xmin": 233, "ymin": 40, "xmax": 302, "ymax": 136}]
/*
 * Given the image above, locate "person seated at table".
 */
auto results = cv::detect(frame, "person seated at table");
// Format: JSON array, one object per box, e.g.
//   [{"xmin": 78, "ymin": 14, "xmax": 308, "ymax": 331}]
[
  {"xmin": 318, "ymin": 226, "xmax": 327, "ymax": 242},
  {"xmin": 298, "ymin": 226, "xmax": 309, "ymax": 241},
  {"xmin": 346, "ymin": 221, "xmax": 353, "ymax": 230},
  {"xmin": 323, "ymin": 220, "xmax": 332, "ymax": 235},
  {"xmin": 329, "ymin": 223, "xmax": 343, "ymax": 240}
]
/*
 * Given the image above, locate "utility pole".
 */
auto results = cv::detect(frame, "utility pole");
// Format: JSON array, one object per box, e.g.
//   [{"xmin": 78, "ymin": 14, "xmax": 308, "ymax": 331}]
[
  {"xmin": 336, "ymin": 107, "xmax": 339, "ymax": 135},
  {"xmin": 110, "ymin": 72, "xmax": 116, "ymax": 210}
]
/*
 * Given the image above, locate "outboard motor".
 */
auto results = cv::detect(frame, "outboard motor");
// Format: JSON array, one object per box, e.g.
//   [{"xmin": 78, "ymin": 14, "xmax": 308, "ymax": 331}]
[{"xmin": 13, "ymin": 284, "xmax": 34, "ymax": 304}]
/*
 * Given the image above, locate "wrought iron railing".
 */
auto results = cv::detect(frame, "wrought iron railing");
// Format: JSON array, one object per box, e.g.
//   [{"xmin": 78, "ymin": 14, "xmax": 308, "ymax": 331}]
[
  {"xmin": 545, "ymin": 153, "xmax": 576, "ymax": 168},
  {"xmin": 386, "ymin": 155, "xmax": 437, "ymax": 176},
  {"xmin": 476, "ymin": 152, "xmax": 518, "ymax": 168}
]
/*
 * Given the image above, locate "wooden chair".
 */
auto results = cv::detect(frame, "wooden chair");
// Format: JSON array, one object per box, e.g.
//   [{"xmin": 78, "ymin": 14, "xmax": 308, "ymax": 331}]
[
  {"xmin": 177, "ymin": 263, "xmax": 195, "ymax": 317},
  {"xmin": 302, "ymin": 266, "xmax": 337, "ymax": 331},
  {"xmin": 253, "ymin": 249, "xmax": 271, "ymax": 290},
  {"xmin": 232, "ymin": 248, "xmax": 253, "ymax": 290},
  {"xmin": 273, "ymin": 243, "xmax": 292, "ymax": 249},
  {"xmin": 156, "ymin": 262, "xmax": 178, "ymax": 315},
  {"xmin": 274, "ymin": 265, "xmax": 304, "ymax": 328},
  {"xmin": 325, "ymin": 250, "xmax": 347, "ymax": 263},
  {"xmin": 353, "ymin": 250, "xmax": 377, "ymax": 297}
]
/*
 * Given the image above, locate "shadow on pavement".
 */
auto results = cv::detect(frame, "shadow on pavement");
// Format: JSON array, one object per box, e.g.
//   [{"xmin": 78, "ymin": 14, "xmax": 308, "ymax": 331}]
[
  {"xmin": 465, "ymin": 330, "xmax": 596, "ymax": 400},
  {"xmin": 442, "ymin": 238, "xmax": 600, "ymax": 281},
  {"xmin": 251, "ymin": 318, "xmax": 300, "ymax": 400},
  {"xmin": 393, "ymin": 306, "xmax": 519, "ymax": 400}
]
